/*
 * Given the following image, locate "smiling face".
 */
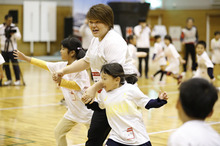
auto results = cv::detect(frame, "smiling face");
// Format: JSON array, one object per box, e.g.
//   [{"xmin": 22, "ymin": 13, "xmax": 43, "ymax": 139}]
[
  {"xmin": 196, "ymin": 44, "xmax": 205, "ymax": 56},
  {"xmin": 164, "ymin": 39, "xmax": 170, "ymax": 46},
  {"xmin": 101, "ymin": 72, "xmax": 120, "ymax": 92},
  {"xmin": 89, "ymin": 19, "xmax": 110, "ymax": 41}
]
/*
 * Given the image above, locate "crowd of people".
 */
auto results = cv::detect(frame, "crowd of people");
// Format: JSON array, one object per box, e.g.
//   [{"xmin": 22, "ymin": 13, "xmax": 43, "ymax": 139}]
[{"xmin": 0, "ymin": 3, "xmax": 220, "ymax": 146}]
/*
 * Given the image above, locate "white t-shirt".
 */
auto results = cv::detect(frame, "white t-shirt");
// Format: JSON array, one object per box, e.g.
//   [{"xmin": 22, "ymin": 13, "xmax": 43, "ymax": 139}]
[
  {"xmin": 194, "ymin": 51, "xmax": 214, "ymax": 80},
  {"xmin": 98, "ymin": 83, "xmax": 150, "ymax": 145},
  {"xmin": 83, "ymin": 29, "xmax": 136, "ymax": 82},
  {"xmin": 164, "ymin": 44, "xmax": 180, "ymax": 74},
  {"xmin": 0, "ymin": 23, "xmax": 21, "ymax": 52},
  {"xmin": 46, "ymin": 61, "xmax": 93, "ymax": 124},
  {"xmin": 153, "ymin": 42, "xmax": 166, "ymax": 65},
  {"xmin": 79, "ymin": 23, "xmax": 93, "ymax": 49},
  {"xmin": 0, "ymin": 54, "xmax": 5, "ymax": 64},
  {"xmin": 211, "ymin": 38, "xmax": 220, "ymax": 64},
  {"xmin": 168, "ymin": 120, "xmax": 220, "ymax": 146},
  {"xmin": 134, "ymin": 25, "xmax": 151, "ymax": 48}
]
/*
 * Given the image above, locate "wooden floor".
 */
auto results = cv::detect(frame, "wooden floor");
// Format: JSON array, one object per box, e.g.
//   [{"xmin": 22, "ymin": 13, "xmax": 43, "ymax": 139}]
[{"xmin": 0, "ymin": 62, "xmax": 220, "ymax": 146}]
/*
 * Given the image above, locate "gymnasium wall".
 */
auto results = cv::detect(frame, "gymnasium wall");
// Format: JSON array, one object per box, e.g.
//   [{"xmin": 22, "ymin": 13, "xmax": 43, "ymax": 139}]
[
  {"xmin": 0, "ymin": 4, "xmax": 219, "ymax": 55},
  {"xmin": 0, "ymin": 4, "xmax": 72, "ymax": 56}
]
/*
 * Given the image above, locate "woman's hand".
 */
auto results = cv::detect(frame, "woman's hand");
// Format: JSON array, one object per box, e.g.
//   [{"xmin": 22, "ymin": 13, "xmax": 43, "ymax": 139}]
[
  {"xmin": 52, "ymin": 70, "xmax": 64, "ymax": 83},
  {"xmin": 81, "ymin": 86, "xmax": 97, "ymax": 104}
]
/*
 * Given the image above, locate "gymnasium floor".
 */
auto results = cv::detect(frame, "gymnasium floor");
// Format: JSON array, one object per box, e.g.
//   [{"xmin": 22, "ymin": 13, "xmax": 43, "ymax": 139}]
[{"xmin": 0, "ymin": 62, "xmax": 220, "ymax": 146}]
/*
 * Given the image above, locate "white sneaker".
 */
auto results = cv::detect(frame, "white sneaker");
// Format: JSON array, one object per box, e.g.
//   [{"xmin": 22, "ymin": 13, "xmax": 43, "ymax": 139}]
[
  {"xmin": 4, "ymin": 80, "xmax": 12, "ymax": 85},
  {"xmin": 192, "ymin": 71, "xmax": 196, "ymax": 75},
  {"xmin": 14, "ymin": 80, "xmax": 21, "ymax": 86},
  {"xmin": 181, "ymin": 72, "xmax": 186, "ymax": 76}
]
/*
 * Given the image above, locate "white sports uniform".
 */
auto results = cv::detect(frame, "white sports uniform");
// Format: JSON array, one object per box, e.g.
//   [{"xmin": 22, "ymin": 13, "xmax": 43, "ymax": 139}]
[
  {"xmin": 98, "ymin": 83, "xmax": 150, "ymax": 145},
  {"xmin": 193, "ymin": 51, "xmax": 214, "ymax": 80},
  {"xmin": 211, "ymin": 38, "xmax": 220, "ymax": 64},
  {"xmin": 0, "ymin": 54, "xmax": 5, "ymax": 64},
  {"xmin": 84, "ymin": 29, "xmax": 136, "ymax": 82},
  {"xmin": 168, "ymin": 120, "xmax": 220, "ymax": 146},
  {"xmin": 46, "ymin": 61, "xmax": 93, "ymax": 124},
  {"xmin": 153, "ymin": 42, "xmax": 166, "ymax": 66},
  {"xmin": 164, "ymin": 44, "xmax": 180, "ymax": 74}
]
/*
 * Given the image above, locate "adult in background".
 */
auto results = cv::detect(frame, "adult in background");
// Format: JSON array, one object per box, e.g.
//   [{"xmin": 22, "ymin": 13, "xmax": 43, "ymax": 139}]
[
  {"xmin": 180, "ymin": 17, "xmax": 198, "ymax": 76},
  {"xmin": 134, "ymin": 18, "xmax": 151, "ymax": 78},
  {"xmin": 79, "ymin": 18, "xmax": 93, "ymax": 51},
  {"xmin": 0, "ymin": 14, "xmax": 21, "ymax": 85}
]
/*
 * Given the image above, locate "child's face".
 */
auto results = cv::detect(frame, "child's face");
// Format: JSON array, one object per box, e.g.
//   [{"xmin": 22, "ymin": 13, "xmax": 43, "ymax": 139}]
[
  {"xmin": 196, "ymin": 44, "xmax": 205, "ymax": 56},
  {"xmin": 164, "ymin": 39, "xmax": 170, "ymax": 46},
  {"xmin": 60, "ymin": 45, "xmax": 75, "ymax": 61},
  {"xmin": 156, "ymin": 37, "xmax": 161, "ymax": 43},
  {"xmin": 215, "ymin": 34, "xmax": 220, "ymax": 40},
  {"xmin": 101, "ymin": 72, "xmax": 120, "ymax": 92},
  {"xmin": 130, "ymin": 36, "xmax": 137, "ymax": 45}
]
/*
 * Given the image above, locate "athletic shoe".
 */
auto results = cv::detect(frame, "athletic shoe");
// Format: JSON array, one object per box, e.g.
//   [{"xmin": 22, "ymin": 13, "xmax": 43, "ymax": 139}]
[
  {"xmin": 181, "ymin": 72, "xmax": 186, "ymax": 76},
  {"xmin": 4, "ymin": 80, "xmax": 12, "ymax": 85},
  {"xmin": 192, "ymin": 71, "xmax": 196, "ymax": 76},
  {"xmin": 14, "ymin": 80, "xmax": 21, "ymax": 86}
]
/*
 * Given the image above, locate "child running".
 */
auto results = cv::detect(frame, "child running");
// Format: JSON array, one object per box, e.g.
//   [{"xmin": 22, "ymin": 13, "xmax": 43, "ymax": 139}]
[
  {"xmin": 193, "ymin": 40, "xmax": 215, "ymax": 82},
  {"xmin": 84, "ymin": 63, "xmax": 168, "ymax": 146},
  {"xmin": 127, "ymin": 35, "xmax": 147, "ymax": 77},
  {"xmin": 13, "ymin": 36, "xmax": 93, "ymax": 146},
  {"xmin": 151, "ymin": 35, "xmax": 167, "ymax": 83},
  {"xmin": 163, "ymin": 35, "xmax": 185, "ymax": 84},
  {"xmin": 168, "ymin": 78, "xmax": 220, "ymax": 146}
]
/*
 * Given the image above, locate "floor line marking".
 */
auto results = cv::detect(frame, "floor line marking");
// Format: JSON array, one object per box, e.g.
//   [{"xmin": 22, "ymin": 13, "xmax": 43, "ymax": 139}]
[
  {"xmin": 0, "ymin": 103, "xmax": 60, "ymax": 111},
  {"xmin": 0, "ymin": 93, "xmax": 63, "ymax": 100}
]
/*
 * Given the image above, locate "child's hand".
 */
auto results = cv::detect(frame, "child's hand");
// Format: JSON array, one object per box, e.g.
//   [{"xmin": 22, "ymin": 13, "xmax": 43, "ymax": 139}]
[
  {"xmin": 180, "ymin": 58, "xmax": 186, "ymax": 64},
  {"xmin": 158, "ymin": 90, "xmax": 168, "ymax": 100},
  {"xmin": 52, "ymin": 70, "xmax": 64, "ymax": 83},
  {"xmin": 13, "ymin": 50, "xmax": 26, "ymax": 60}
]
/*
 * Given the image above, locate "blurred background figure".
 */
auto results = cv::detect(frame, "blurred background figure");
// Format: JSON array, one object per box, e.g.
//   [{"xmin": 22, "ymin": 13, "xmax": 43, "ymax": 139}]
[
  {"xmin": 134, "ymin": 18, "xmax": 151, "ymax": 78},
  {"xmin": 79, "ymin": 18, "xmax": 93, "ymax": 51},
  {"xmin": 180, "ymin": 17, "xmax": 198, "ymax": 76},
  {"xmin": 0, "ymin": 14, "xmax": 21, "ymax": 86}
]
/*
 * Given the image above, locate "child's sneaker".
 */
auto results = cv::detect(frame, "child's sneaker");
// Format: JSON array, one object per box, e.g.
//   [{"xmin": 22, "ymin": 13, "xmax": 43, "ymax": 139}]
[
  {"xmin": 14, "ymin": 80, "xmax": 21, "ymax": 86},
  {"xmin": 4, "ymin": 80, "xmax": 12, "ymax": 86}
]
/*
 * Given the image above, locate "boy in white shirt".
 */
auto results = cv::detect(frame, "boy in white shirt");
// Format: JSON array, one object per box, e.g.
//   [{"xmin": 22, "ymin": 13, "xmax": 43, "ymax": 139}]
[
  {"xmin": 0, "ymin": 54, "xmax": 5, "ymax": 86},
  {"xmin": 193, "ymin": 41, "xmax": 215, "ymax": 81},
  {"xmin": 168, "ymin": 78, "xmax": 220, "ymax": 146}
]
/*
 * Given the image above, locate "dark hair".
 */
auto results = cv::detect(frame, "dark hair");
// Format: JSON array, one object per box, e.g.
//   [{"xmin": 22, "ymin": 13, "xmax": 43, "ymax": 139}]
[
  {"xmin": 164, "ymin": 35, "xmax": 173, "ymax": 44},
  {"xmin": 186, "ymin": 17, "xmax": 194, "ymax": 23},
  {"xmin": 138, "ymin": 18, "xmax": 146, "ymax": 23},
  {"xmin": 86, "ymin": 4, "xmax": 114, "ymax": 29},
  {"xmin": 154, "ymin": 35, "xmax": 161, "ymax": 42},
  {"xmin": 101, "ymin": 63, "xmax": 125, "ymax": 85},
  {"xmin": 214, "ymin": 31, "xmax": 220, "ymax": 36},
  {"xmin": 5, "ymin": 14, "xmax": 12, "ymax": 20},
  {"xmin": 179, "ymin": 78, "xmax": 218, "ymax": 120},
  {"xmin": 196, "ymin": 40, "xmax": 206, "ymax": 49},
  {"xmin": 127, "ymin": 35, "xmax": 134, "ymax": 44},
  {"xmin": 61, "ymin": 37, "xmax": 85, "ymax": 59}
]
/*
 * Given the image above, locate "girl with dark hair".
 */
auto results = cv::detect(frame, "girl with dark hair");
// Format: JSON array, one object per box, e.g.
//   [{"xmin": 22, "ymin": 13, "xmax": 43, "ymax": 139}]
[
  {"xmin": 163, "ymin": 35, "xmax": 185, "ymax": 84},
  {"xmin": 85, "ymin": 63, "xmax": 168, "ymax": 146},
  {"xmin": 13, "ymin": 36, "xmax": 93, "ymax": 146}
]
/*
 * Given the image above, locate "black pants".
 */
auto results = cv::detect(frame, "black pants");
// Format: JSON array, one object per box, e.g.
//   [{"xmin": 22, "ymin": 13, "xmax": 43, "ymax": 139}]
[
  {"xmin": 183, "ymin": 44, "xmax": 196, "ymax": 72},
  {"xmin": 106, "ymin": 139, "xmax": 152, "ymax": 146},
  {"xmin": 1, "ymin": 51, "xmax": 20, "ymax": 80},
  {"xmin": 86, "ymin": 109, "xmax": 111, "ymax": 146},
  {"xmin": 137, "ymin": 48, "xmax": 149, "ymax": 78}
]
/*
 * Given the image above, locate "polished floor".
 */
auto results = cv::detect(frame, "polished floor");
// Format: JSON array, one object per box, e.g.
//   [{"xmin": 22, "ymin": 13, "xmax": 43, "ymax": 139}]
[{"xmin": 0, "ymin": 62, "xmax": 220, "ymax": 146}]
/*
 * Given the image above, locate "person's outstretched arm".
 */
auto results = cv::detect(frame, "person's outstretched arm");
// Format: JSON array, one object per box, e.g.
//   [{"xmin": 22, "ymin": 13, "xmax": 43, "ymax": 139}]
[{"xmin": 145, "ymin": 91, "xmax": 168, "ymax": 109}]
